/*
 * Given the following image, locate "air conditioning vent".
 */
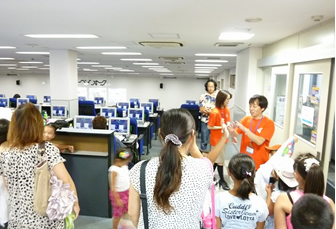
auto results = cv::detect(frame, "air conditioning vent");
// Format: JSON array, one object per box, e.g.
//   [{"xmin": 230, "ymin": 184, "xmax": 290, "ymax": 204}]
[
  {"xmin": 159, "ymin": 56, "xmax": 184, "ymax": 61},
  {"xmin": 139, "ymin": 41, "xmax": 183, "ymax": 48},
  {"xmin": 215, "ymin": 42, "xmax": 243, "ymax": 47},
  {"xmin": 165, "ymin": 62, "xmax": 185, "ymax": 65},
  {"xmin": 7, "ymin": 73, "xmax": 18, "ymax": 76},
  {"xmin": 163, "ymin": 76, "xmax": 177, "ymax": 79}
]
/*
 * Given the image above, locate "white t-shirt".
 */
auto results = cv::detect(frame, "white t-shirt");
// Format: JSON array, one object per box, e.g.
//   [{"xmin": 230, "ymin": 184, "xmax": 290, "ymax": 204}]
[
  {"xmin": 108, "ymin": 165, "xmax": 130, "ymax": 192},
  {"xmin": 215, "ymin": 191, "xmax": 269, "ymax": 229}
]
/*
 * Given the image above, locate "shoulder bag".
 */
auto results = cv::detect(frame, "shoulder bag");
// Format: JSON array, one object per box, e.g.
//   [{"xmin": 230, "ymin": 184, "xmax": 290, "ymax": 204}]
[{"xmin": 140, "ymin": 160, "xmax": 150, "ymax": 229}]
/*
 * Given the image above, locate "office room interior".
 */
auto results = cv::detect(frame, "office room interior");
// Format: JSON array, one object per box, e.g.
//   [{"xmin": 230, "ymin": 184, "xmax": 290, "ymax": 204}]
[{"xmin": 0, "ymin": 0, "xmax": 335, "ymax": 220}]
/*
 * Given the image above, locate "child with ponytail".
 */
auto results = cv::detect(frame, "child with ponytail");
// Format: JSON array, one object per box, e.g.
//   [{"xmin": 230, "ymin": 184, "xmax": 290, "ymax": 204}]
[{"xmin": 215, "ymin": 153, "xmax": 268, "ymax": 229}]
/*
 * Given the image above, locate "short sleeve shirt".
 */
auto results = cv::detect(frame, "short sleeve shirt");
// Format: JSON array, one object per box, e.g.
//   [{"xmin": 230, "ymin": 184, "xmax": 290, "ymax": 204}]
[
  {"xmin": 215, "ymin": 191, "xmax": 269, "ymax": 229},
  {"xmin": 208, "ymin": 107, "xmax": 231, "ymax": 146},
  {"xmin": 236, "ymin": 116, "xmax": 275, "ymax": 170},
  {"xmin": 199, "ymin": 91, "xmax": 218, "ymax": 123},
  {"xmin": 108, "ymin": 165, "xmax": 130, "ymax": 192},
  {"xmin": 129, "ymin": 156, "xmax": 212, "ymax": 229}
]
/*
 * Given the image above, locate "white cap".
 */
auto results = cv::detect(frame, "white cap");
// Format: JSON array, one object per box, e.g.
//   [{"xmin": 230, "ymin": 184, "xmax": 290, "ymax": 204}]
[{"xmin": 272, "ymin": 157, "xmax": 298, "ymax": 188}]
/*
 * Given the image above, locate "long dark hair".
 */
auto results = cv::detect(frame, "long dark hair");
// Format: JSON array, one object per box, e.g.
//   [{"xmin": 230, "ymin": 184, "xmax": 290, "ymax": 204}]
[
  {"xmin": 228, "ymin": 154, "xmax": 255, "ymax": 200},
  {"xmin": 154, "ymin": 108, "xmax": 195, "ymax": 213},
  {"xmin": 294, "ymin": 153, "xmax": 324, "ymax": 196}
]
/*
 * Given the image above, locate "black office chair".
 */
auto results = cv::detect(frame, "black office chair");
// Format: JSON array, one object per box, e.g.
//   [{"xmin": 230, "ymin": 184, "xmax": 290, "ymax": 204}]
[
  {"xmin": 180, "ymin": 104, "xmax": 201, "ymax": 136},
  {"xmin": 78, "ymin": 100, "xmax": 96, "ymax": 116}
]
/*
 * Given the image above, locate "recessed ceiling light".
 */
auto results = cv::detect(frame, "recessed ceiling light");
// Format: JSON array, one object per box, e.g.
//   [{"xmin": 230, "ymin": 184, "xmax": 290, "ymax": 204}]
[
  {"xmin": 195, "ymin": 60, "xmax": 228, "ymax": 63},
  {"xmin": 195, "ymin": 53, "xmax": 236, "ymax": 57},
  {"xmin": 195, "ymin": 67, "xmax": 218, "ymax": 69},
  {"xmin": 218, "ymin": 32, "xmax": 255, "ymax": 40},
  {"xmin": 77, "ymin": 62, "xmax": 100, "ymax": 65},
  {"xmin": 21, "ymin": 66, "xmax": 38, "ymax": 68},
  {"xmin": 19, "ymin": 61, "xmax": 43, "ymax": 64},
  {"xmin": 16, "ymin": 52, "xmax": 50, "ymax": 55},
  {"xmin": 91, "ymin": 65, "xmax": 112, "ymax": 68},
  {"xmin": 0, "ymin": 57, "xmax": 15, "ymax": 60},
  {"xmin": 102, "ymin": 52, "xmax": 142, "ymax": 55},
  {"xmin": 0, "ymin": 64, "xmax": 17, "ymax": 66},
  {"xmin": 120, "ymin": 59, "xmax": 152, "ymax": 61},
  {"xmin": 133, "ymin": 63, "xmax": 159, "ymax": 65},
  {"xmin": 76, "ymin": 46, "xmax": 126, "ymax": 49},
  {"xmin": 195, "ymin": 64, "xmax": 222, "ymax": 67},
  {"xmin": 0, "ymin": 46, "xmax": 16, "ymax": 49},
  {"xmin": 119, "ymin": 69, "xmax": 134, "ymax": 72},
  {"xmin": 25, "ymin": 34, "xmax": 98, "ymax": 38},
  {"xmin": 196, "ymin": 74, "xmax": 209, "ymax": 76}
]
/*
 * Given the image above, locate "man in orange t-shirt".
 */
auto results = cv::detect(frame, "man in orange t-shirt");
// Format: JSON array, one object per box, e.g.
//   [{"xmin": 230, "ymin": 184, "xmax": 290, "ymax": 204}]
[{"xmin": 228, "ymin": 95, "xmax": 275, "ymax": 170}]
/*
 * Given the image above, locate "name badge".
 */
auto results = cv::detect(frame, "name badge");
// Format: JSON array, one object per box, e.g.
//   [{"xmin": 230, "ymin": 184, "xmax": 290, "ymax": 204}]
[{"xmin": 246, "ymin": 146, "xmax": 254, "ymax": 154}]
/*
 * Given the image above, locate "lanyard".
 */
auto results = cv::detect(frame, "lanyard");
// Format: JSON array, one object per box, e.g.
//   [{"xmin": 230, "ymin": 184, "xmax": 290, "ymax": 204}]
[{"xmin": 250, "ymin": 116, "xmax": 263, "ymax": 134}]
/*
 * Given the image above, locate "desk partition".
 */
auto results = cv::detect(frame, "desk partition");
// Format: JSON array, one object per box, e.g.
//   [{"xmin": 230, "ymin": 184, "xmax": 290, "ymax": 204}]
[{"xmin": 53, "ymin": 128, "xmax": 115, "ymax": 217}]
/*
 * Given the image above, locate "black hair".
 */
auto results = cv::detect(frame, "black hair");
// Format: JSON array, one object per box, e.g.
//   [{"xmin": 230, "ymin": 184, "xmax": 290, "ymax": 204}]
[
  {"xmin": 114, "ymin": 148, "xmax": 133, "ymax": 162},
  {"xmin": 204, "ymin": 79, "xmax": 217, "ymax": 92},
  {"xmin": 228, "ymin": 154, "xmax": 255, "ymax": 200},
  {"xmin": 45, "ymin": 122, "xmax": 63, "ymax": 133},
  {"xmin": 13, "ymin": 94, "xmax": 21, "ymax": 99},
  {"xmin": 0, "ymin": 119, "xmax": 10, "ymax": 144},
  {"xmin": 291, "ymin": 193, "xmax": 334, "ymax": 229},
  {"xmin": 249, "ymin": 94, "xmax": 268, "ymax": 112},
  {"xmin": 294, "ymin": 153, "xmax": 324, "ymax": 196},
  {"xmin": 154, "ymin": 108, "xmax": 195, "ymax": 213},
  {"xmin": 277, "ymin": 177, "xmax": 296, "ymax": 192}
]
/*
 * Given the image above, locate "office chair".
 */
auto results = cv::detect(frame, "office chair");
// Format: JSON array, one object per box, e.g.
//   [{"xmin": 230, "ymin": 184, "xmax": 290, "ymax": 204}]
[
  {"xmin": 144, "ymin": 109, "xmax": 154, "ymax": 147},
  {"xmin": 9, "ymin": 98, "xmax": 17, "ymax": 108},
  {"xmin": 130, "ymin": 117, "xmax": 145, "ymax": 158},
  {"xmin": 180, "ymin": 104, "xmax": 201, "ymax": 136},
  {"xmin": 116, "ymin": 108, "xmax": 128, "ymax": 117},
  {"xmin": 29, "ymin": 98, "xmax": 37, "ymax": 104},
  {"xmin": 78, "ymin": 100, "xmax": 96, "ymax": 116}
]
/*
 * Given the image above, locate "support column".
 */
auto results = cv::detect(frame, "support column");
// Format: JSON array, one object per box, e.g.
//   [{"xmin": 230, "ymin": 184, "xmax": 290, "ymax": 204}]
[{"xmin": 49, "ymin": 50, "xmax": 78, "ymax": 118}]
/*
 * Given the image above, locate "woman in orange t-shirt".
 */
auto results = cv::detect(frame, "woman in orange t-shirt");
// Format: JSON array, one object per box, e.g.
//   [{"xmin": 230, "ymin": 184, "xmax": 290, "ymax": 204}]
[{"xmin": 208, "ymin": 90, "xmax": 235, "ymax": 190}]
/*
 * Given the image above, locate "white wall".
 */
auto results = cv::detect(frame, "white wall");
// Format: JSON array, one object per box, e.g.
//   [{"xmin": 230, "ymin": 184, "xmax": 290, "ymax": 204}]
[{"xmin": 0, "ymin": 74, "xmax": 208, "ymax": 110}]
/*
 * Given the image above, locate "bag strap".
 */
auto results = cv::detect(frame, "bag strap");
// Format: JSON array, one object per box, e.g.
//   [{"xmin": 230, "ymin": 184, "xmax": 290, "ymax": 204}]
[
  {"xmin": 201, "ymin": 157, "xmax": 216, "ymax": 229},
  {"xmin": 38, "ymin": 141, "xmax": 46, "ymax": 156},
  {"xmin": 140, "ymin": 160, "xmax": 150, "ymax": 229},
  {"xmin": 287, "ymin": 191, "xmax": 294, "ymax": 205}
]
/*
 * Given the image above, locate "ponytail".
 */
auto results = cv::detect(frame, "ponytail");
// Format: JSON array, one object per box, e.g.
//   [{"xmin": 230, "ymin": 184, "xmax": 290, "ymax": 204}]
[
  {"xmin": 304, "ymin": 165, "xmax": 324, "ymax": 196},
  {"xmin": 237, "ymin": 176, "xmax": 255, "ymax": 200}
]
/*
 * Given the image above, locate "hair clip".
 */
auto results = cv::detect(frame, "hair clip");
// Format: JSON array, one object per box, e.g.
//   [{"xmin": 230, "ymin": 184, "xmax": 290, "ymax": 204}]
[
  {"xmin": 304, "ymin": 158, "xmax": 320, "ymax": 172},
  {"xmin": 119, "ymin": 151, "xmax": 130, "ymax": 159},
  {"xmin": 245, "ymin": 171, "xmax": 252, "ymax": 177}
]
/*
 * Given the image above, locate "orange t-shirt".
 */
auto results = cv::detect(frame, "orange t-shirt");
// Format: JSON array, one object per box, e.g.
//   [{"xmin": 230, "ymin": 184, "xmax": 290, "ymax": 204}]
[
  {"xmin": 208, "ymin": 107, "xmax": 231, "ymax": 146},
  {"xmin": 236, "ymin": 116, "xmax": 275, "ymax": 170}
]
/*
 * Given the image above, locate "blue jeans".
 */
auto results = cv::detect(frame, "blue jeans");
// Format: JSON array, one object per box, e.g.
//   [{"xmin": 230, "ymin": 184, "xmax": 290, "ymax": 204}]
[{"xmin": 200, "ymin": 122, "xmax": 210, "ymax": 151}]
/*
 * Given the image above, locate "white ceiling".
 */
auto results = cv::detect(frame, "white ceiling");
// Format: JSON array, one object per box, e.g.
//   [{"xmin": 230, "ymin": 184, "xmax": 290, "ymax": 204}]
[{"xmin": 0, "ymin": 0, "xmax": 334, "ymax": 78}]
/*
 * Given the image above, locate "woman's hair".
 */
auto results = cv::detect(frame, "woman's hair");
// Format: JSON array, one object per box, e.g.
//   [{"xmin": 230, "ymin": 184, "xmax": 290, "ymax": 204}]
[
  {"xmin": 277, "ymin": 178, "xmax": 296, "ymax": 192},
  {"xmin": 0, "ymin": 119, "xmax": 10, "ymax": 144},
  {"xmin": 228, "ymin": 154, "xmax": 255, "ymax": 200},
  {"xmin": 45, "ymin": 122, "xmax": 63, "ymax": 134},
  {"xmin": 215, "ymin": 90, "xmax": 230, "ymax": 108},
  {"xmin": 7, "ymin": 103, "xmax": 44, "ymax": 149},
  {"xmin": 294, "ymin": 153, "xmax": 324, "ymax": 196},
  {"xmin": 114, "ymin": 148, "xmax": 132, "ymax": 162},
  {"xmin": 92, "ymin": 116, "xmax": 107, "ymax": 129},
  {"xmin": 154, "ymin": 108, "xmax": 195, "ymax": 213}
]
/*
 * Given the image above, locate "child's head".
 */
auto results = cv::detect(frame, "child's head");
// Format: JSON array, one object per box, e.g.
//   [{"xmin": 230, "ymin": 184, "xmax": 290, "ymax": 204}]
[
  {"xmin": 0, "ymin": 118, "xmax": 10, "ymax": 145},
  {"xmin": 114, "ymin": 148, "xmax": 132, "ymax": 164},
  {"xmin": 92, "ymin": 116, "xmax": 107, "ymax": 129},
  {"xmin": 228, "ymin": 154, "xmax": 255, "ymax": 200},
  {"xmin": 43, "ymin": 123, "xmax": 62, "ymax": 141},
  {"xmin": 294, "ymin": 153, "xmax": 324, "ymax": 196},
  {"xmin": 215, "ymin": 90, "xmax": 231, "ymax": 109},
  {"xmin": 271, "ymin": 157, "xmax": 298, "ymax": 191},
  {"xmin": 291, "ymin": 193, "xmax": 334, "ymax": 229}
]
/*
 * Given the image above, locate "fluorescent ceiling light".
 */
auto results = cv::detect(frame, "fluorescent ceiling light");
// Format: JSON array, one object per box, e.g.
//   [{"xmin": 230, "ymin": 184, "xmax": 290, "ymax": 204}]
[
  {"xmin": 25, "ymin": 34, "xmax": 98, "ymax": 38},
  {"xmin": 0, "ymin": 46, "xmax": 16, "ymax": 49},
  {"xmin": 133, "ymin": 63, "xmax": 159, "ymax": 65},
  {"xmin": 102, "ymin": 52, "xmax": 141, "ymax": 55},
  {"xmin": 19, "ymin": 61, "xmax": 43, "ymax": 64},
  {"xmin": 196, "ymin": 74, "xmax": 209, "ymax": 76},
  {"xmin": 105, "ymin": 67, "xmax": 122, "ymax": 70},
  {"xmin": 7, "ymin": 67, "xmax": 17, "ymax": 69},
  {"xmin": 21, "ymin": 66, "xmax": 38, "ymax": 68},
  {"xmin": 195, "ymin": 71, "xmax": 212, "ymax": 73},
  {"xmin": 119, "ymin": 69, "xmax": 134, "ymax": 72},
  {"xmin": 195, "ymin": 53, "xmax": 237, "ymax": 57},
  {"xmin": 195, "ymin": 64, "xmax": 222, "ymax": 66},
  {"xmin": 16, "ymin": 52, "xmax": 50, "ymax": 55},
  {"xmin": 0, "ymin": 57, "xmax": 15, "ymax": 60},
  {"xmin": 83, "ymin": 68, "xmax": 98, "ymax": 71},
  {"xmin": 77, "ymin": 62, "xmax": 99, "ymax": 65},
  {"xmin": 142, "ymin": 66, "xmax": 164, "ymax": 68},
  {"xmin": 120, "ymin": 59, "xmax": 152, "ymax": 61},
  {"xmin": 16, "ymin": 68, "xmax": 29, "ymax": 71},
  {"xmin": 218, "ymin": 32, "xmax": 255, "ymax": 40},
  {"xmin": 195, "ymin": 60, "xmax": 228, "ymax": 63},
  {"xmin": 160, "ymin": 74, "xmax": 174, "ymax": 75},
  {"xmin": 38, "ymin": 68, "xmax": 49, "ymax": 70},
  {"xmin": 91, "ymin": 65, "xmax": 112, "ymax": 68},
  {"xmin": 0, "ymin": 64, "xmax": 17, "ymax": 66},
  {"xmin": 195, "ymin": 67, "xmax": 218, "ymax": 69},
  {"xmin": 77, "ymin": 46, "xmax": 126, "ymax": 49}
]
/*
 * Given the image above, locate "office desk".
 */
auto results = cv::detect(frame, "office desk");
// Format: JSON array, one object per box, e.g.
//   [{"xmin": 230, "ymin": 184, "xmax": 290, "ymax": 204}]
[
  {"xmin": 138, "ymin": 121, "xmax": 150, "ymax": 155},
  {"xmin": 149, "ymin": 113, "xmax": 159, "ymax": 140},
  {"xmin": 53, "ymin": 128, "xmax": 115, "ymax": 218}
]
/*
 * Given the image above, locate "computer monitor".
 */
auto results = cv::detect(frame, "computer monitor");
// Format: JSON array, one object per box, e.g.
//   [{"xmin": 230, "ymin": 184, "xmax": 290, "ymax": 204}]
[
  {"xmin": 94, "ymin": 97, "xmax": 104, "ymax": 105},
  {"xmin": 34, "ymin": 104, "xmax": 42, "ymax": 113},
  {"xmin": 0, "ymin": 94, "xmax": 5, "ymax": 98},
  {"xmin": 186, "ymin": 100, "xmax": 197, "ymax": 105},
  {"xmin": 27, "ymin": 95, "xmax": 36, "ymax": 100},
  {"xmin": 130, "ymin": 98, "xmax": 140, "ymax": 108},
  {"xmin": 74, "ymin": 115, "xmax": 94, "ymax": 129},
  {"xmin": 51, "ymin": 105, "xmax": 67, "ymax": 119},
  {"xmin": 43, "ymin": 96, "xmax": 51, "ymax": 103},
  {"xmin": 0, "ymin": 98, "xmax": 9, "ymax": 107},
  {"xmin": 117, "ymin": 101, "xmax": 130, "ymax": 110},
  {"xmin": 100, "ymin": 107, "xmax": 116, "ymax": 118},
  {"xmin": 140, "ymin": 102, "xmax": 154, "ymax": 114},
  {"xmin": 109, "ymin": 117, "xmax": 130, "ymax": 136},
  {"xmin": 78, "ymin": 96, "xmax": 86, "ymax": 101},
  {"xmin": 17, "ymin": 98, "xmax": 29, "ymax": 107},
  {"xmin": 128, "ymin": 108, "xmax": 145, "ymax": 123}
]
